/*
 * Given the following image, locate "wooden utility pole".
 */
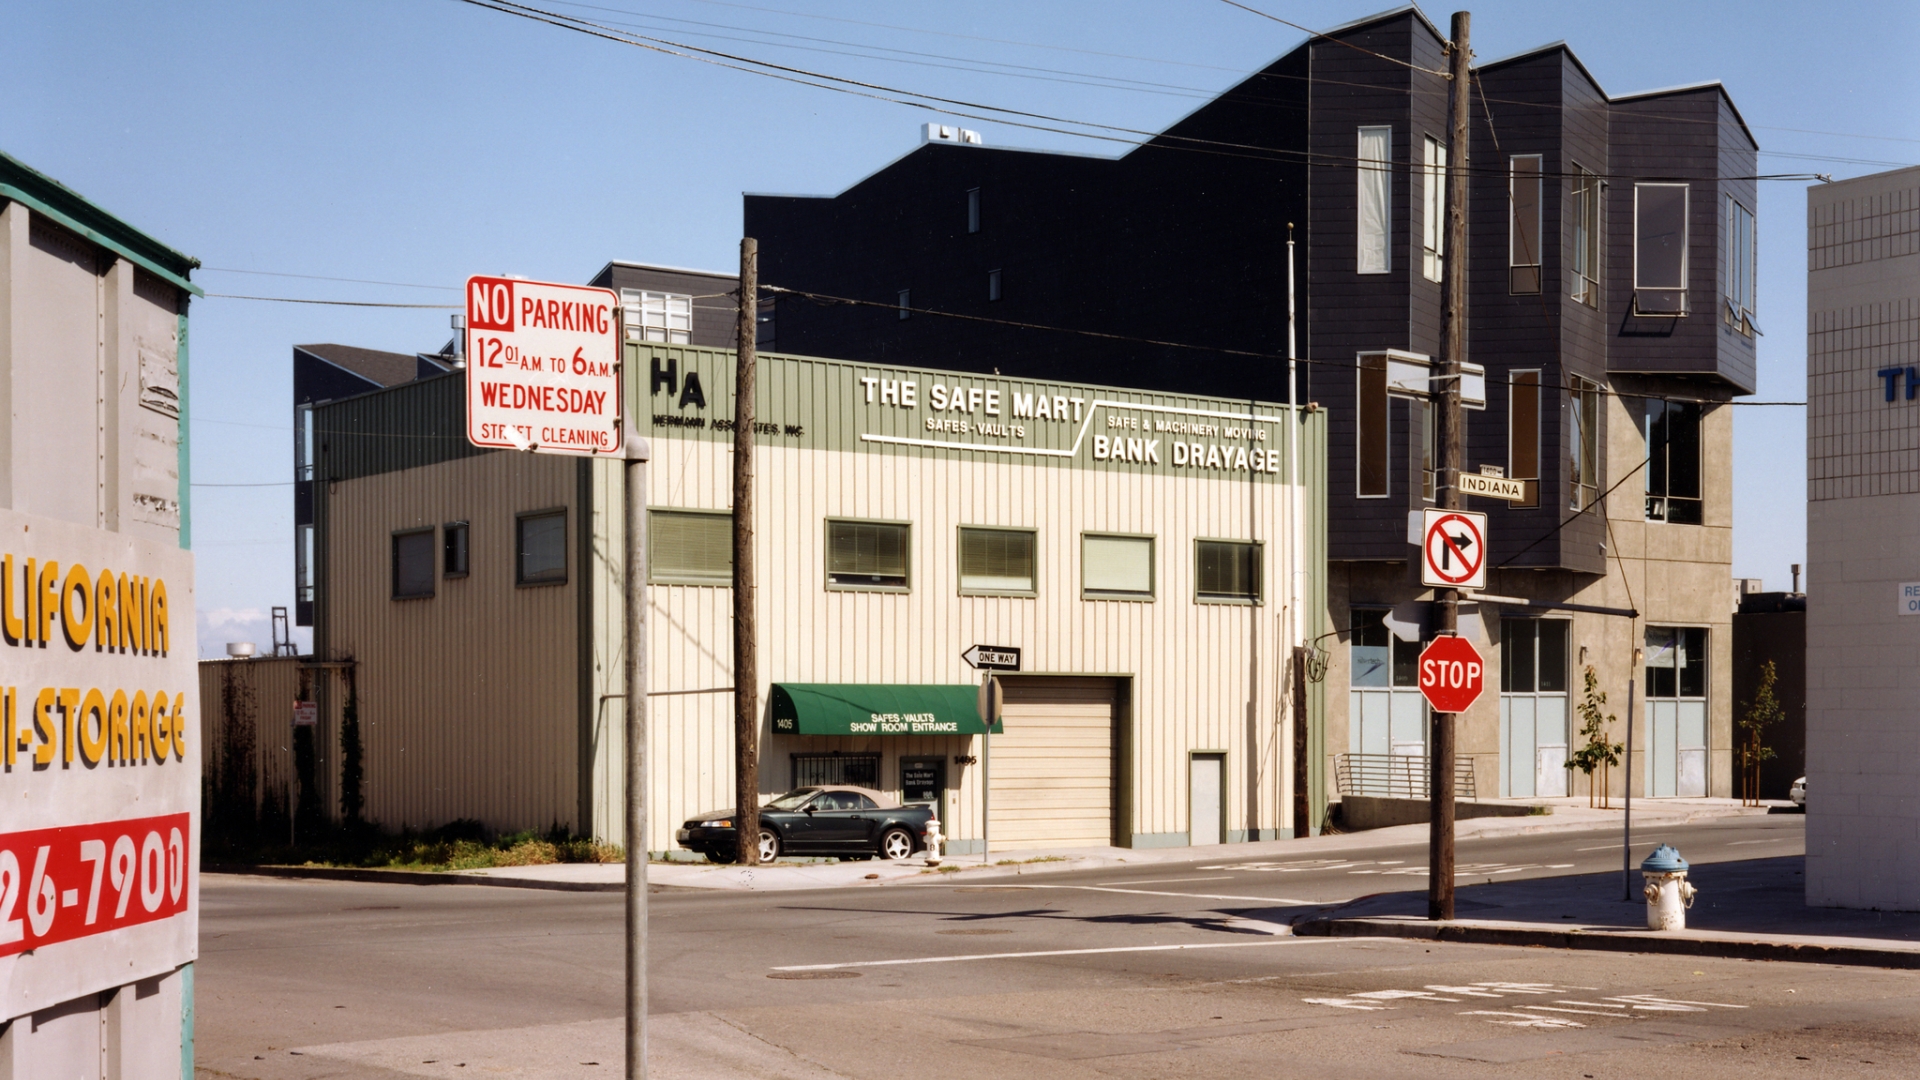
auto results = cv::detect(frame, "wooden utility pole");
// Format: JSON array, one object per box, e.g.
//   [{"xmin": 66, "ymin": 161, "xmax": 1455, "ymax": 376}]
[
  {"xmin": 733, "ymin": 238, "xmax": 760, "ymax": 865},
  {"xmin": 1428, "ymin": 10, "xmax": 1471, "ymax": 923}
]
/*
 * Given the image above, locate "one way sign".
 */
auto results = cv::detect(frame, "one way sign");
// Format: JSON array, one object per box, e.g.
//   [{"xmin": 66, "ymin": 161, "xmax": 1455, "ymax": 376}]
[{"xmin": 1421, "ymin": 508, "xmax": 1488, "ymax": 590}]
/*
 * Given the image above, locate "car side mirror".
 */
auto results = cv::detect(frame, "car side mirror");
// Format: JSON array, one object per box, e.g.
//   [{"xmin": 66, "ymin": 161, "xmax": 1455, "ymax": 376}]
[{"xmin": 804, "ymin": 805, "xmax": 815, "ymax": 814}]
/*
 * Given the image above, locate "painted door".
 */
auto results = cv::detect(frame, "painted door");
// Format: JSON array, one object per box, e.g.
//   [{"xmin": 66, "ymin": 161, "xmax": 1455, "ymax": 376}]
[
  {"xmin": 989, "ymin": 677, "xmax": 1116, "ymax": 850},
  {"xmin": 1645, "ymin": 627, "xmax": 1709, "ymax": 798},
  {"xmin": 1500, "ymin": 619, "xmax": 1570, "ymax": 799},
  {"xmin": 1190, "ymin": 753, "xmax": 1225, "ymax": 846},
  {"xmin": 1350, "ymin": 610, "xmax": 1426, "ymax": 795}
]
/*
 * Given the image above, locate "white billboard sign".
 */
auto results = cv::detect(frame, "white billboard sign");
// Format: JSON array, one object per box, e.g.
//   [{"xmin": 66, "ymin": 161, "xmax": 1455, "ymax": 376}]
[
  {"xmin": 465, "ymin": 275, "xmax": 623, "ymax": 456},
  {"xmin": 0, "ymin": 509, "xmax": 199, "ymax": 1021}
]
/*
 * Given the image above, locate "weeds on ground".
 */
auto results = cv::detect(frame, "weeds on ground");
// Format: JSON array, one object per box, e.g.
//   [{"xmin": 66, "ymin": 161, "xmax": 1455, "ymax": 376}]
[{"xmin": 204, "ymin": 818, "xmax": 621, "ymax": 873}]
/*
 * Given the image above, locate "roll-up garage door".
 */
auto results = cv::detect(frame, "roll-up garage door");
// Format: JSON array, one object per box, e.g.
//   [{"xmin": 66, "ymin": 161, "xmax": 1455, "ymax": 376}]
[{"xmin": 990, "ymin": 676, "xmax": 1117, "ymax": 850}]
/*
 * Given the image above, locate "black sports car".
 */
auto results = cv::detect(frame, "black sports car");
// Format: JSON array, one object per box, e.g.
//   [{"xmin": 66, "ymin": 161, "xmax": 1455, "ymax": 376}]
[{"xmin": 677, "ymin": 785, "xmax": 939, "ymax": 863}]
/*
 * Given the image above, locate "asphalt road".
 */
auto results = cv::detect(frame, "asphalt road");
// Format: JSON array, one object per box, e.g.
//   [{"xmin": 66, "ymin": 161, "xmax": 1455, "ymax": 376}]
[{"xmin": 196, "ymin": 813, "xmax": 1920, "ymax": 1079}]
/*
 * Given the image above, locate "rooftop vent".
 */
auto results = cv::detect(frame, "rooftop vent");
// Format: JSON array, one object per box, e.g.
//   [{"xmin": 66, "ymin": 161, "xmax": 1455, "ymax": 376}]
[
  {"xmin": 924, "ymin": 123, "xmax": 982, "ymax": 146},
  {"xmin": 226, "ymin": 642, "xmax": 257, "ymax": 658}
]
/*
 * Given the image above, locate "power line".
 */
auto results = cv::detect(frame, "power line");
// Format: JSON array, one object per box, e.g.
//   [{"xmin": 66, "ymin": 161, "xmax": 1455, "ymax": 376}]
[
  {"xmin": 202, "ymin": 267, "xmax": 460, "ymax": 291},
  {"xmin": 206, "ymin": 293, "xmax": 461, "ymax": 309},
  {"xmin": 1214, "ymin": 0, "xmax": 1450, "ymax": 77}
]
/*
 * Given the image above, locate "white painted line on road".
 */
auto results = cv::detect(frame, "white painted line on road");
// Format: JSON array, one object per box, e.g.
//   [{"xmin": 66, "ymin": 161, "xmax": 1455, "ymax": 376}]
[
  {"xmin": 1520, "ymin": 1004, "xmax": 1632, "ymax": 1017},
  {"xmin": 1574, "ymin": 844, "xmax": 1619, "ymax": 852},
  {"xmin": 1728, "ymin": 838, "xmax": 1789, "ymax": 845},
  {"xmin": 772, "ymin": 938, "xmax": 1303, "ymax": 971},
  {"xmin": 1098, "ymin": 876, "xmax": 1235, "ymax": 885},
  {"xmin": 956, "ymin": 884, "xmax": 1317, "ymax": 904},
  {"xmin": 1462, "ymin": 1010, "xmax": 1584, "ymax": 1029}
]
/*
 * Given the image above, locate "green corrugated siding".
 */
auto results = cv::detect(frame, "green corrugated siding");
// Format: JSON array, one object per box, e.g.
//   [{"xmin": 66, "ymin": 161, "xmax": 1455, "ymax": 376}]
[{"xmin": 315, "ymin": 371, "xmax": 490, "ymax": 481}]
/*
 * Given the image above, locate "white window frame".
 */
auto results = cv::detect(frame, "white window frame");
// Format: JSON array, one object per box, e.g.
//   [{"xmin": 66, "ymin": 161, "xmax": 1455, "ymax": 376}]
[
  {"xmin": 1570, "ymin": 164, "xmax": 1602, "ymax": 307},
  {"xmin": 1422, "ymin": 136, "xmax": 1446, "ymax": 283},
  {"xmin": 621, "ymin": 289, "xmax": 693, "ymax": 344},
  {"xmin": 1356, "ymin": 126, "xmax": 1393, "ymax": 275}
]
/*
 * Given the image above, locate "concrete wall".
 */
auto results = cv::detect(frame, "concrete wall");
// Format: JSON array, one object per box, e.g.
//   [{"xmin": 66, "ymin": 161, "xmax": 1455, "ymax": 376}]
[{"xmin": 1805, "ymin": 165, "xmax": 1920, "ymax": 911}]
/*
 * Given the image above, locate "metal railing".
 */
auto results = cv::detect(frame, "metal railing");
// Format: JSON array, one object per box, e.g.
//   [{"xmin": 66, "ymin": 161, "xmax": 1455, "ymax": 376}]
[{"xmin": 1335, "ymin": 753, "xmax": 1478, "ymax": 799}]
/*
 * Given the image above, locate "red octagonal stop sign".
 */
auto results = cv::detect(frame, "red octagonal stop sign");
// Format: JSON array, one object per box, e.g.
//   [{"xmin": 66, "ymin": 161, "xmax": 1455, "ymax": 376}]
[{"xmin": 1418, "ymin": 634, "xmax": 1485, "ymax": 713}]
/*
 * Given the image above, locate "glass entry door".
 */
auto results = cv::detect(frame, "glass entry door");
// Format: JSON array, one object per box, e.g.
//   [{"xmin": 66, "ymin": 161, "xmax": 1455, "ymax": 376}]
[
  {"xmin": 1645, "ymin": 627, "xmax": 1708, "ymax": 797},
  {"xmin": 1500, "ymin": 619, "xmax": 1570, "ymax": 798},
  {"xmin": 1349, "ymin": 610, "xmax": 1426, "ymax": 794}
]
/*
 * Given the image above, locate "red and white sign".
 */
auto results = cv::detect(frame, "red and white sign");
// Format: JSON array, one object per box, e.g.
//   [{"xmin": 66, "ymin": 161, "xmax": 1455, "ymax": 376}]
[
  {"xmin": 1421, "ymin": 507, "xmax": 1488, "ymax": 590},
  {"xmin": 293, "ymin": 700, "xmax": 318, "ymax": 727},
  {"xmin": 1418, "ymin": 635, "xmax": 1485, "ymax": 713},
  {"xmin": 0, "ymin": 813, "xmax": 191, "ymax": 959},
  {"xmin": 465, "ymin": 275, "xmax": 622, "ymax": 456}
]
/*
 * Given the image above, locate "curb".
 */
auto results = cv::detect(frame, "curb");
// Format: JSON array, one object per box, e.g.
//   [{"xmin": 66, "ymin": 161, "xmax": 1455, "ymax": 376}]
[
  {"xmin": 1294, "ymin": 916, "xmax": 1920, "ymax": 970},
  {"xmin": 204, "ymin": 864, "xmax": 633, "ymax": 893}
]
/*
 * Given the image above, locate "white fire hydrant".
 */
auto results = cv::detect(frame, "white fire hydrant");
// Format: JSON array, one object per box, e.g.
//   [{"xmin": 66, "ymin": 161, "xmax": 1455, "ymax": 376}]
[
  {"xmin": 1641, "ymin": 844, "xmax": 1698, "ymax": 930},
  {"xmin": 923, "ymin": 818, "xmax": 944, "ymax": 867}
]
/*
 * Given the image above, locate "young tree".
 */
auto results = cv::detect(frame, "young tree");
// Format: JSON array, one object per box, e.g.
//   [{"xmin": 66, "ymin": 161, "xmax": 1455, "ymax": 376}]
[
  {"xmin": 1566, "ymin": 664, "xmax": 1624, "ymax": 808},
  {"xmin": 1738, "ymin": 660, "xmax": 1784, "ymax": 807}
]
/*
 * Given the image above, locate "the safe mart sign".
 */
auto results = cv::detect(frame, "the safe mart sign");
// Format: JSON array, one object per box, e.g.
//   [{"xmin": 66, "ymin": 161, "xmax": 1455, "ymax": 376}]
[{"xmin": 0, "ymin": 509, "xmax": 199, "ymax": 1020}]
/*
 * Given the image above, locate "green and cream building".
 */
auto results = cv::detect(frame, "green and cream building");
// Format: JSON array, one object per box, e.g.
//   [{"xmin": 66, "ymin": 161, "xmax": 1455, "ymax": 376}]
[{"xmin": 297, "ymin": 344, "xmax": 1328, "ymax": 854}]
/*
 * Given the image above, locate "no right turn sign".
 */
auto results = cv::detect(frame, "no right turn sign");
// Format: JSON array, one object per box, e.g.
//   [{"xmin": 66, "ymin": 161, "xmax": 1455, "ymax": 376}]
[{"xmin": 1421, "ymin": 508, "xmax": 1488, "ymax": 591}]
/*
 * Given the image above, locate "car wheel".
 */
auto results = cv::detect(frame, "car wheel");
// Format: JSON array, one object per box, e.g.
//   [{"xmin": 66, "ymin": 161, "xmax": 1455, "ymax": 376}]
[
  {"xmin": 757, "ymin": 829, "xmax": 782, "ymax": 863},
  {"xmin": 705, "ymin": 847, "xmax": 737, "ymax": 865},
  {"xmin": 877, "ymin": 827, "xmax": 915, "ymax": 861}
]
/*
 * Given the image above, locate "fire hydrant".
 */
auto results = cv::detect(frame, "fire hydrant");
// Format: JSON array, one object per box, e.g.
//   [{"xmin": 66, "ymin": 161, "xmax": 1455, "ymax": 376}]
[
  {"xmin": 923, "ymin": 818, "xmax": 944, "ymax": 867},
  {"xmin": 1641, "ymin": 844, "xmax": 1697, "ymax": 930}
]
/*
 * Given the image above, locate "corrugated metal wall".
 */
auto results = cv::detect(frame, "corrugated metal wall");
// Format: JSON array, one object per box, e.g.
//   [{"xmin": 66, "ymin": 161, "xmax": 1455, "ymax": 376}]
[
  {"xmin": 323, "ymin": 450, "xmax": 581, "ymax": 833},
  {"xmin": 197, "ymin": 657, "xmax": 304, "ymax": 819}
]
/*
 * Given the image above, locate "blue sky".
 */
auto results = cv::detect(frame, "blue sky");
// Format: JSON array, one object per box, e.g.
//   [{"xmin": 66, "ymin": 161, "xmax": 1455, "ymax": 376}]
[{"xmin": 4, "ymin": 1, "xmax": 1914, "ymax": 656}]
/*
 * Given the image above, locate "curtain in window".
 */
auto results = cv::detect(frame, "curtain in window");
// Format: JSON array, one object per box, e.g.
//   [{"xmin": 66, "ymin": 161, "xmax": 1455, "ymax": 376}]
[{"xmin": 1357, "ymin": 126, "xmax": 1392, "ymax": 274}]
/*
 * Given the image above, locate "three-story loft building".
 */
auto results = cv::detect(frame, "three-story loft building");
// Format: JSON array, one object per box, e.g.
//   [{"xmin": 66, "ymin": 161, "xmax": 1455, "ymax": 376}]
[{"xmin": 746, "ymin": 6, "xmax": 1760, "ymax": 809}]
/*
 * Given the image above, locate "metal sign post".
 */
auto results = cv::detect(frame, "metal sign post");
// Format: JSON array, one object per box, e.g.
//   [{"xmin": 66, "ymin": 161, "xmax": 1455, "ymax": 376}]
[
  {"xmin": 964, "ymin": 647, "xmax": 1017, "ymax": 865},
  {"xmin": 624, "ymin": 432, "xmax": 651, "ymax": 1079}
]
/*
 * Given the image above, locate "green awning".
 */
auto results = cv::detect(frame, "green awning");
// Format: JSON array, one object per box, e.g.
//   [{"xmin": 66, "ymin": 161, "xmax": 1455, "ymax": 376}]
[{"xmin": 771, "ymin": 683, "xmax": 1001, "ymax": 736}]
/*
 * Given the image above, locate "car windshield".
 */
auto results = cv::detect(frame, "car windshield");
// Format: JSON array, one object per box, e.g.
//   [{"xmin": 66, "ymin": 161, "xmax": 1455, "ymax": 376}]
[{"xmin": 765, "ymin": 789, "xmax": 819, "ymax": 811}]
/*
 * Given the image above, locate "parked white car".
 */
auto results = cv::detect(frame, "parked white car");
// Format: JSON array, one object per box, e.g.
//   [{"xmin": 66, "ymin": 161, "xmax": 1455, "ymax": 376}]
[{"xmin": 1790, "ymin": 776, "xmax": 1807, "ymax": 808}]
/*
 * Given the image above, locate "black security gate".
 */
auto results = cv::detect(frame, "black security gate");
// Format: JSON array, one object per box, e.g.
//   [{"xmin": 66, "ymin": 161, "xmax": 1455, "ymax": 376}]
[{"xmin": 791, "ymin": 752, "xmax": 881, "ymax": 789}]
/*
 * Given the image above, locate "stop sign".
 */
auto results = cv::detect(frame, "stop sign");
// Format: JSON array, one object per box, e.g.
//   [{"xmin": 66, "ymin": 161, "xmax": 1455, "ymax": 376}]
[{"xmin": 1418, "ymin": 635, "xmax": 1484, "ymax": 713}]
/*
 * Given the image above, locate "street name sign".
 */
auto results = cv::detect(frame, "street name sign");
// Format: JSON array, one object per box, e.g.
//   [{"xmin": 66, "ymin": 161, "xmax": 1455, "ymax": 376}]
[
  {"xmin": 1421, "ymin": 507, "xmax": 1488, "ymax": 590},
  {"xmin": 465, "ymin": 275, "xmax": 622, "ymax": 456},
  {"xmin": 961, "ymin": 644, "xmax": 1022, "ymax": 671},
  {"xmin": 1418, "ymin": 634, "xmax": 1484, "ymax": 713},
  {"xmin": 1457, "ymin": 471, "xmax": 1531, "ymax": 502}
]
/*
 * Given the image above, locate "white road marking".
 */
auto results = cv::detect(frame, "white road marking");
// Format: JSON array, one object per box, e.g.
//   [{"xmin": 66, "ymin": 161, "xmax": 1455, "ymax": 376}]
[
  {"xmin": 1521, "ymin": 1005, "xmax": 1634, "ymax": 1017},
  {"xmin": 1098, "ymin": 876, "xmax": 1234, "ymax": 885},
  {"xmin": 772, "ymin": 939, "xmax": 1303, "ymax": 971},
  {"xmin": 1574, "ymin": 844, "xmax": 1620, "ymax": 852},
  {"xmin": 1303, "ymin": 997, "xmax": 1390, "ymax": 1011},
  {"xmin": 1463, "ymin": 1010, "xmax": 1584, "ymax": 1028},
  {"xmin": 1607, "ymin": 994, "xmax": 1747, "ymax": 1011},
  {"xmin": 1353, "ymin": 990, "xmax": 1460, "ymax": 1002},
  {"xmin": 955, "ymin": 884, "xmax": 1315, "ymax": 904},
  {"xmin": 1728, "ymin": 838, "xmax": 1788, "ymax": 845},
  {"xmin": 1424, "ymin": 985, "xmax": 1507, "ymax": 998}
]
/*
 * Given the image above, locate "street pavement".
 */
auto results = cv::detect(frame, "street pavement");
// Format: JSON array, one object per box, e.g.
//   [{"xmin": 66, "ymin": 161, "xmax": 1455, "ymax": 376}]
[{"xmin": 195, "ymin": 811, "xmax": 1920, "ymax": 1079}]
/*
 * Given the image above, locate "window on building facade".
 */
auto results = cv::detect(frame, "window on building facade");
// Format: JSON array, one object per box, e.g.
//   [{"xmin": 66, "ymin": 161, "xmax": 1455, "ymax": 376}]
[
  {"xmin": 621, "ymin": 290, "xmax": 693, "ymax": 344},
  {"xmin": 650, "ymin": 509, "xmax": 733, "ymax": 585},
  {"xmin": 1568, "ymin": 377, "xmax": 1600, "ymax": 511},
  {"xmin": 1570, "ymin": 165, "xmax": 1602, "ymax": 306},
  {"xmin": 988, "ymin": 268, "xmax": 1002, "ymax": 302},
  {"xmin": 1645, "ymin": 626, "xmax": 1709, "ymax": 797},
  {"xmin": 1348, "ymin": 608, "xmax": 1425, "ymax": 774},
  {"xmin": 296, "ymin": 404, "xmax": 315, "ymax": 481},
  {"xmin": 1082, "ymin": 533, "xmax": 1154, "ymax": 599},
  {"xmin": 392, "ymin": 528, "xmax": 435, "ymax": 599},
  {"xmin": 1357, "ymin": 126, "xmax": 1392, "ymax": 274},
  {"xmin": 793, "ymin": 752, "xmax": 881, "ymax": 789},
  {"xmin": 1500, "ymin": 618, "xmax": 1570, "ymax": 798},
  {"xmin": 958, "ymin": 527, "xmax": 1035, "ymax": 595},
  {"xmin": 1633, "ymin": 182, "xmax": 1689, "ymax": 315},
  {"xmin": 967, "ymin": 187, "xmax": 980, "ymax": 234},
  {"xmin": 1195, "ymin": 540, "xmax": 1261, "ymax": 603},
  {"xmin": 1725, "ymin": 196, "xmax": 1757, "ymax": 335},
  {"xmin": 827, "ymin": 520, "xmax": 910, "ymax": 590},
  {"xmin": 1509, "ymin": 154, "xmax": 1543, "ymax": 294},
  {"xmin": 443, "ymin": 521, "xmax": 469, "ymax": 578},
  {"xmin": 1509, "ymin": 370, "xmax": 1540, "ymax": 507},
  {"xmin": 296, "ymin": 523, "xmax": 315, "ymax": 606},
  {"xmin": 517, "ymin": 509, "xmax": 567, "ymax": 585},
  {"xmin": 897, "ymin": 289, "xmax": 911, "ymax": 319},
  {"xmin": 1422, "ymin": 136, "xmax": 1446, "ymax": 283},
  {"xmin": 1421, "ymin": 398, "xmax": 1436, "ymax": 503},
  {"xmin": 1357, "ymin": 353, "xmax": 1389, "ymax": 497},
  {"xmin": 1646, "ymin": 398, "xmax": 1703, "ymax": 525}
]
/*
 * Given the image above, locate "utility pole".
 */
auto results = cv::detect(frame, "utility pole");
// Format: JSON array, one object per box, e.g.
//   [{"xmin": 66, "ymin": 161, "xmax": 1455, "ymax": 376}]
[
  {"xmin": 1429, "ymin": 9, "xmax": 1471, "ymax": 923},
  {"xmin": 1288, "ymin": 224, "xmax": 1311, "ymax": 840},
  {"xmin": 733, "ymin": 238, "xmax": 760, "ymax": 866},
  {"xmin": 622, "ymin": 428, "xmax": 651, "ymax": 1079}
]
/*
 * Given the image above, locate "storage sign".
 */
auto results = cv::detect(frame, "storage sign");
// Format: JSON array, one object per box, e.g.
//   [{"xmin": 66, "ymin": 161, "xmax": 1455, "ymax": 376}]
[
  {"xmin": 0, "ymin": 509, "xmax": 199, "ymax": 1020},
  {"xmin": 466, "ymin": 275, "xmax": 622, "ymax": 456}
]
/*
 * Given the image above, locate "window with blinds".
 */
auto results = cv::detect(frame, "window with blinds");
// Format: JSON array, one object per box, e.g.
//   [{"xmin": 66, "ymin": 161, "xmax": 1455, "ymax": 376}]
[
  {"xmin": 958, "ymin": 527, "xmax": 1035, "ymax": 595},
  {"xmin": 649, "ymin": 510, "xmax": 732, "ymax": 585},
  {"xmin": 1082, "ymin": 534, "xmax": 1153, "ymax": 600},
  {"xmin": 827, "ymin": 520, "xmax": 910, "ymax": 590},
  {"xmin": 621, "ymin": 290, "xmax": 692, "ymax": 344},
  {"xmin": 1195, "ymin": 540, "xmax": 1261, "ymax": 603}
]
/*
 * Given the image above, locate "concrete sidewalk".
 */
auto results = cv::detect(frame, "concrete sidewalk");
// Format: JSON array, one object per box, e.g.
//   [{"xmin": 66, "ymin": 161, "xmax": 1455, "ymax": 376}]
[
  {"xmin": 1294, "ymin": 853, "xmax": 1920, "ymax": 969},
  {"xmin": 444, "ymin": 796, "xmax": 1776, "ymax": 892}
]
